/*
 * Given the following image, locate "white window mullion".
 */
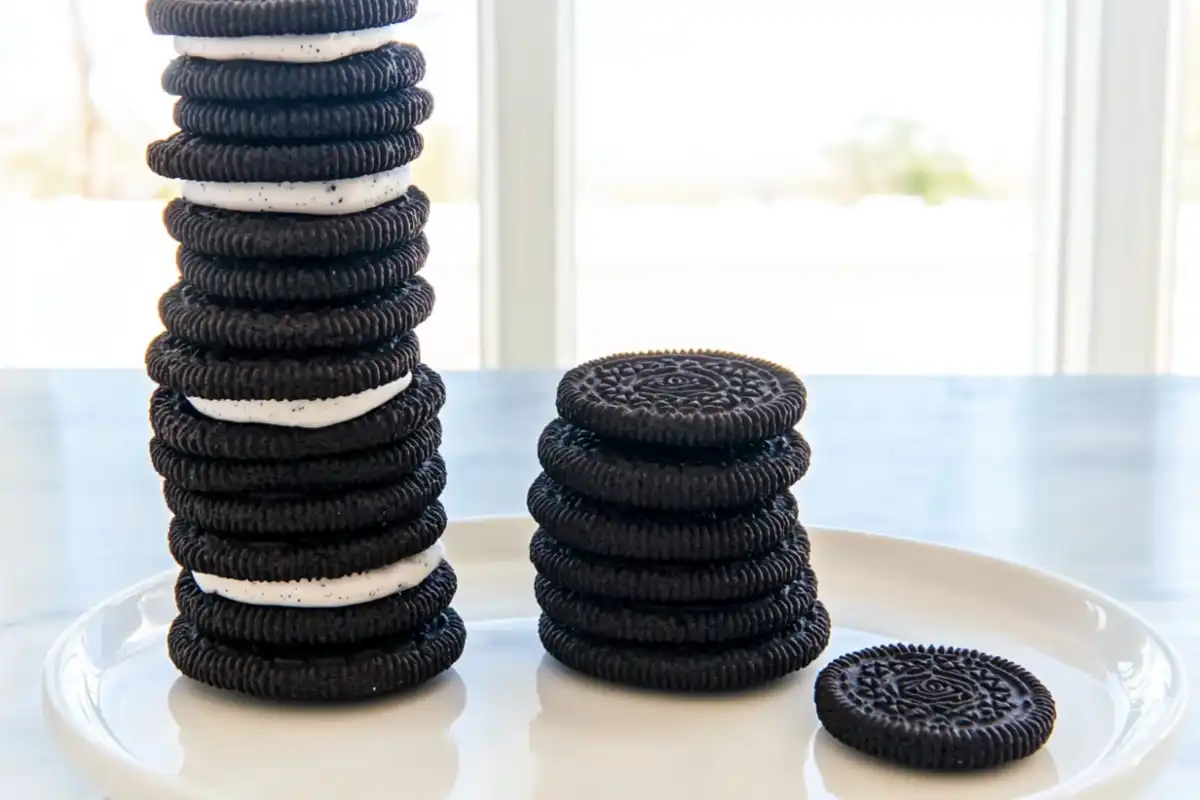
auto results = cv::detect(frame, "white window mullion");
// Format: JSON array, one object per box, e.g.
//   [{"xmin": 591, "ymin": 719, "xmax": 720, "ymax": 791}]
[
  {"xmin": 1054, "ymin": 0, "xmax": 1178, "ymax": 375},
  {"xmin": 477, "ymin": 0, "xmax": 576, "ymax": 370}
]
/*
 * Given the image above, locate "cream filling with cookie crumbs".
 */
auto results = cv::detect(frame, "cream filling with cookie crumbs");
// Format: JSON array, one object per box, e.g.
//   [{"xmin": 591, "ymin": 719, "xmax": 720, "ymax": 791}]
[
  {"xmin": 180, "ymin": 163, "xmax": 412, "ymax": 215},
  {"xmin": 192, "ymin": 540, "xmax": 445, "ymax": 608},
  {"xmin": 174, "ymin": 23, "xmax": 403, "ymax": 63},
  {"xmin": 187, "ymin": 372, "xmax": 413, "ymax": 429}
]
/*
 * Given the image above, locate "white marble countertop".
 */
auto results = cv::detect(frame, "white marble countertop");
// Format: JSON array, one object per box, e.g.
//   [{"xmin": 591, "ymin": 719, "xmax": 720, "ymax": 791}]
[{"xmin": 2, "ymin": 371, "xmax": 1197, "ymax": 797}]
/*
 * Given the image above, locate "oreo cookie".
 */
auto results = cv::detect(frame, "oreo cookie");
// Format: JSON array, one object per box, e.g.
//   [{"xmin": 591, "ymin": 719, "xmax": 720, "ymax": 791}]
[
  {"xmin": 148, "ymin": 130, "xmax": 422, "ymax": 184},
  {"xmin": 164, "ymin": 187, "xmax": 430, "ymax": 259},
  {"xmin": 158, "ymin": 278, "xmax": 435, "ymax": 352},
  {"xmin": 148, "ymin": 364, "xmax": 444, "ymax": 461},
  {"xmin": 534, "ymin": 567, "xmax": 817, "ymax": 644},
  {"xmin": 169, "ymin": 503, "xmax": 447, "ymax": 582},
  {"xmin": 162, "ymin": 44, "xmax": 425, "ymax": 102},
  {"xmin": 529, "ymin": 527, "xmax": 810, "ymax": 603},
  {"xmin": 168, "ymin": 608, "xmax": 466, "ymax": 702},
  {"xmin": 528, "ymin": 473, "xmax": 798, "ymax": 562},
  {"xmin": 148, "ymin": 0, "xmax": 419, "ymax": 37},
  {"xmin": 537, "ymin": 418, "xmax": 811, "ymax": 512},
  {"xmin": 174, "ymin": 88, "xmax": 434, "ymax": 142},
  {"xmin": 150, "ymin": 418, "xmax": 441, "ymax": 493},
  {"xmin": 814, "ymin": 644, "xmax": 1057, "ymax": 771},
  {"xmin": 175, "ymin": 561, "xmax": 456, "ymax": 646},
  {"xmin": 176, "ymin": 236, "xmax": 429, "ymax": 304},
  {"xmin": 557, "ymin": 350, "xmax": 807, "ymax": 448},
  {"xmin": 539, "ymin": 601, "xmax": 830, "ymax": 693},
  {"xmin": 146, "ymin": 330, "xmax": 419, "ymax": 401},
  {"xmin": 163, "ymin": 454, "xmax": 446, "ymax": 536}
]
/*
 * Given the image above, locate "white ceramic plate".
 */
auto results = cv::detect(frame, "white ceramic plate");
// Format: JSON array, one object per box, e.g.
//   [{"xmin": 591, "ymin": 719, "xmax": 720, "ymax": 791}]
[{"xmin": 44, "ymin": 517, "xmax": 1187, "ymax": 800}]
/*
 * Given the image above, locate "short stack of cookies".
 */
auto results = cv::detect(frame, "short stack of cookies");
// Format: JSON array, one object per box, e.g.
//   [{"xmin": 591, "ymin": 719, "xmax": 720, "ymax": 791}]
[
  {"xmin": 529, "ymin": 351, "xmax": 830, "ymax": 692},
  {"xmin": 142, "ymin": 0, "xmax": 465, "ymax": 702}
]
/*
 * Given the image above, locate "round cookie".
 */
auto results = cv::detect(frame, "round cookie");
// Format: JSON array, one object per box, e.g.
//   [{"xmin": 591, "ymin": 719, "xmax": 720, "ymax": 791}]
[
  {"xmin": 175, "ymin": 88, "xmax": 434, "ymax": 142},
  {"xmin": 814, "ymin": 644, "xmax": 1057, "ymax": 771},
  {"xmin": 169, "ymin": 502, "xmax": 447, "ymax": 581},
  {"xmin": 529, "ymin": 527, "xmax": 810, "ymax": 603},
  {"xmin": 168, "ymin": 608, "xmax": 466, "ymax": 702},
  {"xmin": 537, "ymin": 418, "xmax": 811, "ymax": 512},
  {"xmin": 176, "ymin": 236, "xmax": 428, "ymax": 304},
  {"xmin": 162, "ymin": 44, "xmax": 425, "ymax": 101},
  {"xmin": 150, "ymin": 418, "xmax": 441, "ymax": 493},
  {"xmin": 164, "ymin": 186, "xmax": 430, "ymax": 259},
  {"xmin": 556, "ymin": 350, "xmax": 808, "ymax": 448},
  {"xmin": 534, "ymin": 567, "xmax": 818, "ymax": 644},
  {"xmin": 538, "ymin": 601, "xmax": 830, "ymax": 693},
  {"xmin": 148, "ymin": 364, "xmax": 444, "ymax": 461},
  {"xmin": 148, "ymin": 0, "xmax": 418, "ymax": 37},
  {"xmin": 163, "ymin": 454, "xmax": 446, "ymax": 537},
  {"xmin": 159, "ymin": 278, "xmax": 435, "ymax": 352},
  {"xmin": 146, "ymin": 330, "xmax": 419, "ymax": 401},
  {"xmin": 148, "ymin": 130, "xmax": 422, "ymax": 184},
  {"xmin": 175, "ymin": 561, "xmax": 456, "ymax": 646},
  {"xmin": 527, "ymin": 473, "xmax": 798, "ymax": 562}
]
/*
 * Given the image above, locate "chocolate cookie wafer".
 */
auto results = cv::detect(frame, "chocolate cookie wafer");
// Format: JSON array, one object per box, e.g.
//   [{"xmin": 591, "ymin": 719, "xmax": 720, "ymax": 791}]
[
  {"xmin": 539, "ymin": 601, "xmax": 830, "ymax": 693},
  {"xmin": 159, "ymin": 278, "xmax": 435, "ymax": 352},
  {"xmin": 176, "ymin": 236, "xmax": 429, "ymax": 304},
  {"xmin": 537, "ymin": 418, "xmax": 811, "ymax": 512},
  {"xmin": 174, "ymin": 88, "xmax": 434, "ymax": 141},
  {"xmin": 168, "ymin": 609, "xmax": 466, "ymax": 702}
]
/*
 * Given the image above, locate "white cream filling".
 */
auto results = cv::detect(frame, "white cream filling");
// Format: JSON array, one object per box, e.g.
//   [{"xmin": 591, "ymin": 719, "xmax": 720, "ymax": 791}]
[
  {"xmin": 187, "ymin": 373, "xmax": 412, "ymax": 429},
  {"xmin": 180, "ymin": 164, "xmax": 412, "ymax": 216},
  {"xmin": 192, "ymin": 541, "xmax": 445, "ymax": 608},
  {"xmin": 173, "ymin": 24, "xmax": 402, "ymax": 63}
]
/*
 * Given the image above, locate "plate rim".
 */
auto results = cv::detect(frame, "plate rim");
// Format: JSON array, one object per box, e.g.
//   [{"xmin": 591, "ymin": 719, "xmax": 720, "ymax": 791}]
[{"xmin": 43, "ymin": 516, "xmax": 1190, "ymax": 800}]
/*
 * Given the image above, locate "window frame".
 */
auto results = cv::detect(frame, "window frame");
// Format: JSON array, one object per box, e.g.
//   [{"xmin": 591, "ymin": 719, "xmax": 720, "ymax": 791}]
[{"xmin": 479, "ymin": 0, "xmax": 1185, "ymax": 374}]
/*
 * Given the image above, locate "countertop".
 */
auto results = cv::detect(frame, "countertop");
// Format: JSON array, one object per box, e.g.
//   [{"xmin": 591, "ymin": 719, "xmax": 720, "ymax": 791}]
[{"xmin": 1, "ymin": 371, "xmax": 1197, "ymax": 796}]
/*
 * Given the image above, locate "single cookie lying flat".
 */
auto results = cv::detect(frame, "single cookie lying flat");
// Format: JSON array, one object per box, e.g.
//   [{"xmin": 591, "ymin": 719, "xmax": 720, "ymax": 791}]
[{"xmin": 814, "ymin": 643, "xmax": 1057, "ymax": 771}]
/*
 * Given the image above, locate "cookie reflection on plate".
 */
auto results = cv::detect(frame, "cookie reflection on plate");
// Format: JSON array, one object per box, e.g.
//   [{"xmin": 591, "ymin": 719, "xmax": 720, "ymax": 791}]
[
  {"xmin": 809, "ymin": 727, "xmax": 1060, "ymax": 799},
  {"xmin": 529, "ymin": 656, "xmax": 809, "ymax": 800},
  {"xmin": 168, "ymin": 670, "xmax": 466, "ymax": 799}
]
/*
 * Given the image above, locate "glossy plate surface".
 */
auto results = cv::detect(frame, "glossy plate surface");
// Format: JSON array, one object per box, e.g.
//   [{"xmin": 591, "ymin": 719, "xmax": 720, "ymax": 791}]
[{"xmin": 43, "ymin": 517, "xmax": 1187, "ymax": 799}]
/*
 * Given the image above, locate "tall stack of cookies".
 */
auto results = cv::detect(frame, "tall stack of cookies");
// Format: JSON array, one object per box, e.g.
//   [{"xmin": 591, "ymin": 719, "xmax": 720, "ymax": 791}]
[
  {"xmin": 528, "ymin": 351, "xmax": 829, "ymax": 692},
  {"xmin": 142, "ymin": 0, "xmax": 465, "ymax": 702}
]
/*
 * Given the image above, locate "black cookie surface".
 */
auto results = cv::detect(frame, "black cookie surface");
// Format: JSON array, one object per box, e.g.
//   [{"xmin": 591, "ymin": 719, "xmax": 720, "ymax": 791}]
[
  {"xmin": 164, "ymin": 454, "xmax": 446, "ymax": 536},
  {"xmin": 169, "ymin": 502, "xmax": 447, "ymax": 581},
  {"xmin": 148, "ymin": 130, "xmax": 422, "ymax": 184},
  {"xmin": 146, "ymin": 330, "xmax": 419, "ymax": 401},
  {"xmin": 176, "ymin": 561, "xmax": 456, "ymax": 646},
  {"xmin": 177, "ymin": 236, "xmax": 428, "ymax": 304},
  {"xmin": 168, "ymin": 607, "xmax": 466, "ymax": 702},
  {"xmin": 537, "ymin": 418, "xmax": 811, "ymax": 512},
  {"xmin": 175, "ymin": 88, "xmax": 434, "ymax": 142},
  {"xmin": 529, "ymin": 527, "xmax": 810, "ymax": 603},
  {"xmin": 150, "ymin": 418, "xmax": 441, "ymax": 493},
  {"xmin": 162, "ymin": 44, "xmax": 425, "ymax": 102},
  {"xmin": 538, "ymin": 601, "xmax": 830, "ymax": 693},
  {"xmin": 528, "ymin": 473, "xmax": 798, "ymax": 562},
  {"xmin": 148, "ymin": 0, "xmax": 418, "ymax": 37},
  {"xmin": 814, "ymin": 643, "xmax": 1057, "ymax": 771},
  {"xmin": 535, "ymin": 567, "xmax": 817, "ymax": 644},
  {"xmin": 164, "ymin": 187, "xmax": 430, "ymax": 259},
  {"xmin": 159, "ymin": 278, "xmax": 435, "ymax": 352},
  {"xmin": 557, "ymin": 350, "xmax": 807, "ymax": 448},
  {"xmin": 148, "ymin": 364, "xmax": 444, "ymax": 461}
]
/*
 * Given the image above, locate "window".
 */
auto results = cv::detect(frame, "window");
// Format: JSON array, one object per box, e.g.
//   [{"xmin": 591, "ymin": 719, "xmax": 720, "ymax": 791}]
[
  {"xmin": 1171, "ymin": 1, "xmax": 1200, "ymax": 375},
  {"xmin": 573, "ymin": 0, "xmax": 1046, "ymax": 374},
  {"xmin": 0, "ymin": 0, "xmax": 481, "ymax": 370},
  {"xmin": 0, "ymin": 1, "xmax": 1193, "ymax": 376}
]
